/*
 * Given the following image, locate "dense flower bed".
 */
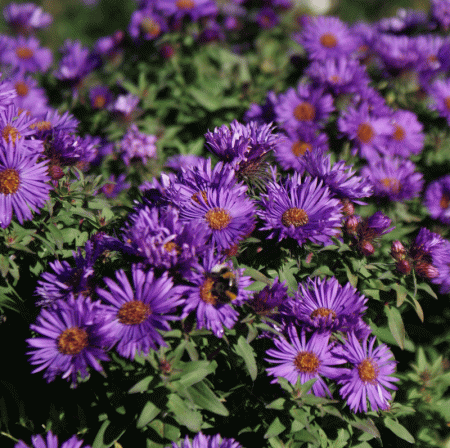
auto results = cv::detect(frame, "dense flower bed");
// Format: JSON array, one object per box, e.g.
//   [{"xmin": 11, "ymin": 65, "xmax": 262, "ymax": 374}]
[{"xmin": 1, "ymin": 1, "xmax": 450, "ymax": 447}]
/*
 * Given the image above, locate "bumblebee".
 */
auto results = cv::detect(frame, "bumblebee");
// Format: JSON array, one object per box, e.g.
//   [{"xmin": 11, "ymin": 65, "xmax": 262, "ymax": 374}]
[{"xmin": 210, "ymin": 264, "xmax": 239, "ymax": 304}]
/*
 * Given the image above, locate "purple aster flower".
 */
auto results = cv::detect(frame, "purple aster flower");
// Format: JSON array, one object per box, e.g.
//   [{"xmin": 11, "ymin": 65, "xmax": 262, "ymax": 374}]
[
  {"xmin": 9, "ymin": 73, "xmax": 48, "ymax": 116},
  {"xmin": 15, "ymin": 431, "xmax": 90, "ymax": 448},
  {"xmin": 424, "ymin": 175, "xmax": 450, "ymax": 224},
  {"xmin": 0, "ymin": 35, "xmax": 52, "ymax": 73},
  {"xmin": 360, "ymin": 211, "xmax": 394, "ymax": 239},
  {"xmin": 266, "ymin": 325, "xmax": 345, "ymax": 397},
  {"xmin": 243, "ymin": 90, "xmax": 278, "ymax": 125},
  {"xmin": 94, "ymin": 30, "xmax": 124, "ymax": 60},
  {"xmin": 255, "ymin": 7, "xmax": 279, "ymax": 29},
  {"xmin": 413, "ymin": 35, "xmax": 446, "ymax": 81},
  {"xmin": 283, "ymin": 277, "xmax": 367, "ymax": 334},
  {"xmin": 179, "ymin": 185, "xmax": 256, "ymax": 251},
  {"xmin": 274, "ymin": 83, "xmax": 334, "ymax": 132},
  {"xmin": 96, "ymin": 266, "xmax": 183, "ymax": 360},
  {"xmin": 302, "ymin": 151, "xmax": 373, "ymax": 203},
  {"xmin": 374, "ymin": 34, "xmax": 419, "ymax": 72},
  {"xmin": 433, "ymin": 239, "xmax": 450, "ymax": 294},
  {"xmin": 181, "ymin": 248, "xmax": 252, "ymax": 337},
  {"xmin": 129, "ymin": 7, "xmax": 167, "ymax": 41},
  {"xmin": 258, "ymin": 172, "xmax": 342, "ymax": 246},
  {"xmin": 32, "ymin": 108, "xmax": 79, "ymax": 138},
  {"xmin": 337, "ymin": 332, "xmax": 398, "ymax": 413},
  {"xmin": 170, "ymin": 432, "xmax": 242, "ymax": 448},
  {"xmin": 197, "ymin": 19, "xmax": 225, "ymax": 44},
  {"xmin": 0, "ymin": 75, "xmax": 17, "ymax": 112},
  {"xmin": 4, "ymin": 2, "xmax": 52, "ymax": 34},
  {"xmin": 377, "ymin": 8, "xmax": 428, "ymax": 33},
  {"xmin": 295, "ymin": 16, "xmax": 359, "ymax": 61},
  {"xmin": 249, "ymin": 277, "xmax": 288, "ymax": 316},
  {"xmin": 89, "ymin": 85, "xmax": 113, "ymax": 110},
  {"xmin": 274, "ymin": 127, "xmax": 328, "ymax": 172},
  {"xmin": 120, "ymin": 124, "xmax": 157, "ymax": 165},
  {"xmin": 338, "ymin": 103, "xmax": 393, "ymax": 161},
  {"xmin": 156, "ymin": 0, "xmax": 218, "ymax": 22},
  {"xmin": 27, "ymin": 295, "xmax": 113, "ymax": 386},
  {"xmin": 100, "ymin": 173, "xmax": 130, "ymax": 198},
  {"xmin": 0, "ymin": 138, "xmax": 50, "ymax": 228},
  {"xmin": 165, "ymin": 154, "xmax": 206, "ymax": 172},
  {"xmin": 427, "ymin": 78, "xmax": 450, "ymax": 124},
  {"xmin": 431, "ymin": 0, "xmax": 450, "ymax": 30},
  {"xmin": 112, "ymin": 93, "xmax": 140, "ymax": 119},
  {"xmin": 360, "ymin": 157, "xmax": 423, "ymax": 202}
]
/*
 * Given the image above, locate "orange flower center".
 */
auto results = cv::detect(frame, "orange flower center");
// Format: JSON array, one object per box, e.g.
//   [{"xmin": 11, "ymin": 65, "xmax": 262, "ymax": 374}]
[
  {"xmin": 0, "ymin": 168, "xmax": 20, "ymax": 195},
  {"xmin": 117, "ymin": 301, "xmax": 151, "ymax": 325},
  {"xmin": 199, "ymin": 277, "xmax": 218, "ymax": 305},
  {"xmin": 57, "ymin": 327, "xmax": 88, "ymax": 355},
  {"xmin": 291, "ymin": 140, "xmax": 312, "ymax": 157},
  {"xmin": 205, "ymin": 208, "xmax": 231, "ymax": 230},
  {"xmin": 141, "ymin": 18, "xmax": 161, "ymax": 37},
  {"xmin": 357, "ymin": 358, "xmax": 379, "ymax": 383},
  {"xmin": 380, "ymin": 178, "xmax": 401, "ymax": 194},
  {"xmin": 330, "ymin": 75, "xmax": 341, "ymax": 84},
  {"xmin": 29, "ymin": 121, "xmax": 52, "ymax": 132},
  {"xmin": 320, "ymin": 33, "xmax": 337, "ymax": 48},
  {"xmin": 15, "ymin": 82, "xmax": 29, "ymax": 97},
  {"xmin": 281, "ymin": 208, "xmax": 309, "ymax": 227},
  {"xmin": 191, "ymin": 190, "xmax": 208, "ymax": 205},
  {"xmin": 310, "ymin": 307, "xmax": 337, "ymax": 321},
  {"xmin": 392, "ymin": 124, "xmax": 405, "ymax": 141},
  {"xmin": 294, "ymin": 351, "xmax": 320, "ymax": 373},
  {"xmin": 293, "ymin": 102, "xmax": 316, "ymax": 121},
  {"xmin": 163, "ymin": 241, "xmax": 180, "ymax": 253},
  {"xmin": 2, "ymin": 125, "xmax": 21, "ymax": 144},
  {"xmin": 176, "ymin": 0, "xmax": 195, "ymax": 9},
  {"xmin": 15, "ymin": 46, "xmax": 34, "ymax": 59},
  {"xmin": 440, "ymin": 193, "xmax": 450, "ymax": 209},
  {"xmin": 445, "ymin": 97, "xmax": 450, "ymax": 111},
  {"xmin": 356, "ymin": 122, "xmax": 374, "ymax": 144},
  {"xmin": 93, "ymin": 95, "xmax": 106, "ymax": 109}
]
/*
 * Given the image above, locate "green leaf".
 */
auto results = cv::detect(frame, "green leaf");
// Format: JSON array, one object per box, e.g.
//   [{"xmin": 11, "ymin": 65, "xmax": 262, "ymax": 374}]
[
  {"xmin": 0, "ymin": 255, "xmax": 9, "ymax": 278},
  {"xmin": 137, "ymin": 401, "xmax": 160, "ymax": 429},
  {"xmin": 264, "ymin": 417, "xmax": 286, "ymax": 439},
  {"xmin": 385, "ymin": 305, "xmax": 405, "ymax": 349},
  {"xmin": 392, "ymin": 283, "xmax": 408, "ymax": 307},
  {"xmin": 384, "ymin": 417, "xmax": 415, "ymax": 444},
  {"xmin": 167, "ymin": 394, "xmax": 202, "ymax": 432},
  {"xmin": 410, "ymin": 297, "xmax": 424, "ymax": 322},
  {"xmin": 128, "ymin": 375, "xmax": 154, "ymax": 394},
  {"xmin": 347, "ymin": 417, "xmax": 380, "ymax": 439},
  {"xmin": 344, "ymin": 264, "xmax": 358, "ymax": 287},
  {"xmin": 186, "ymin": 381, "xmax": 229, "ymax": 416},
  {"xmin": 417, "ymin": 282, "xmax": 438, "ymax": 300},
  {"xmin": 177, "ymin": 361, "xmax": 215, "ymax": 388},
  {"xmin": 266, "ymin": 398, "xmax": 285, "ymax": 410},
  {"xmin": 234, "ymin": 336, "xmax": 257, "ymax": 381}
]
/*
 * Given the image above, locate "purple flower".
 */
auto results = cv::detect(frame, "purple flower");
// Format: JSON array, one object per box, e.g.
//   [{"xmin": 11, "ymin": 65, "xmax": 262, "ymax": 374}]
[
  {"xmin": 120, "ymin": 124, "xmax": 157, "ymax": 165},
  {"xmin": 274, "ymin": 83, "xmax": 334, "ymax": 132},
  {"xmin": 249, "ymin": 277, "xmax": 288, "ymax": 316},
  {"xmin": 360, "ymin": 157, "xmax": 423, "ymax": 202},
  {"xmin": 165, "ymin": 154, "xmax": 206, "ymax": 172},
  {"xmin": 427, "ymin": 78, "xmax": 450, "ymax": 124},
  {"xmin": 8, "ymin": 73, "xmax": 48, "ymax": 116},
  {"xmin": 258, "ymin": 172, "xmax": 342, "ymax": 246},
  {"xmin": 0, "ymin": 75, "xmax": 17, "ymax": 112},
  {"xmin": 243, "ymin": 90, "xmax": 278, "ymax": 125},
  {"xmin": 294, "ymin": 16, "xmax": 359, "ymax": 61},
  {"xmin": 337, "ymin": 333, "xmax": 398, "ymax": 413},
  {"xmin": 27, "ymin": 295, "xmax": 113, "ymax": 386},
  {"xmin": 156, "ymin": 0, "xmax": 218, "ymax": 22},
  {"xmin": 431, "ymin": 0, "xmax": 450, "ymax": 30},
  {"xmin": 97, "ymin": 266, "xmax": 183, "ymax": 360},
  {"xmin": 266, "ymin": 325, "xmax": 345, "ymax": 397},
  {"xmin": 255, "ymin": 7, "xmax": 279, "ymax": 29},
  {"xmin": 414, "ymin": 35, "xmax": 446, "ymax": 81},
  {"xmin": 284, "ymin": 277, "xmax": 367, "ymax": 333},
  {"xmin": 129, "ymin": 7, "xmax": 167, "ymax": 41},
  {"xmin": 89, "ymin": 85, "xmax": 113, "ymax": 110},
  {"xmin": 0, "ymin": 138, "xmax": 51, "ymax": 228},
  {"xmin": 47, "ymin": 131, "xmax": 98, "ymax": 167},
  {"xmin": 100, "ymin": 173, "xmax": 129, "ymax": 198},
  {"xmin": 32, "ymin": 108, "xmax": 79, "ymax": 138},
  {"xmin": 424, "ymin": 175, "xmax": 450, "ymax": 224},
  {"xmin": 377, "ymin": 8, "xmax": 428, "ymax": 33},
  {"xmin": 361, "ymin": 211, "xmax": 394, "ymax": 239},
  {"xmin": 15, "ymin": 431, "xmax": 90, "ymax": 448},
  {"xmin": 170, "ymin": 432, "xmax": 242, "ymax": 448},
  {"xmin": 4, "ymin": 2, "xmax": 52, "ymax": 34},
  {"xmin": 112, "ymin": 93, "xmax": 140, "ymax": 118},
  {"xmin": 374, "ymin": 34, "xmax": 419, "ymax": 72},
  {"xmin": 434, "ymin": 239, "xmax": 450, "ymax": 294}
]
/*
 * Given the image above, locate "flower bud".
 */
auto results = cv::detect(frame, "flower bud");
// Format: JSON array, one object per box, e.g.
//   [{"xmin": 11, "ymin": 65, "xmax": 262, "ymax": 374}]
[
  {"xmin": 49, "ymin": 164, "xmax": 64, "ymax": 180},
  {"xmin": 396, "ymin": 259, "xmax": 411, "ymax": 275},
  {"xmin": 345, "ymin": 215, "xmax": 359, "ymax": 235},
  {"xmin": 391, "ymin": 240, "xmax": 406, "ymax": 261},
  {"xmin": 415, "ymin": 261, "xmax": 439, "ymax": 279},
  {"xmin": 359, "ymin": 240, "xmax": 374, "ymax": 256},
  {"xmin": 340, "ymin": 198, "xmax": 355, "ymax": 216}
]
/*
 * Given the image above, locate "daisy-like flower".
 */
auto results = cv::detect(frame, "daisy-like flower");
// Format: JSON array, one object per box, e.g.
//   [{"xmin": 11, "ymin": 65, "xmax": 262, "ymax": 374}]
[
  {"xmin": 182, "ymin": 248, "xmax": 252, "ymax": 338},
  {"xmin": 15, "ymin": 431, "xmax": 90, "ymax": 448},
  {"xmin": 258, "ymin": 172, "xmax": 342, "ymax": 246},
  {"xmin": 156, "ymin": 0, "xmax": 218, "ymax": 22},
  {"xmin": 0, "ymin": 75, "xmax": 17, "ymax": 111},
  {"xmin": 179, "ymin": 185, "xmax": 256, "ymax": 251},
  {"xmin": 243, "ymin": 90, "xmax": 278, "ymax": 125},
  {"xmin": 427, "ymin": 78, "xmax": 450, "ymax": 125},
  {"xmin": 360, "ymin": 157, "xmax": 423, "ymax": 202},
  {"xmin": 249, "ymin": 277, "xmax": 288, "ymax": 316},
  {"xmin": 377, "ymin": 8, "xmax": 428, "ymax": 33},
  {"xmin": 96, "ymin": 266, "xmax": 183, "ymax": 360},
  {"xmin": 337, "ymin": 332, "xmax": 399, "ymax": 413},
  {"xmin": 424, "ymin": 175, "xmax": 450, "ymax": 224},
  {"xmin": 170, "ymin": 432, "xmax": 242, "ymax": 448},
  {"xmin": 0, "ymin": 138, "xmax": 51, "ymax": 228},
  {"xmin": 89, "ymin": 85, "xmax": 113, "ymax": 110},
  {"xmin": 431, "ymin": 0, "xmax": 450, "ymax": 30},
  {"xmin": 285, "ymin": 277, "xmax": 367, "ymax": 334},
  {"xmin": 129, "ymin": 7, "xmax": 167, "ymax": 41},
  {"xmin": 294, "ymin": 16, "xmax": 359, "ymax": 61},
  {"xmin": 9, "ymin": 73, "xmax": 48, "ymax": 116},
  {"xmin": 374, "ymin": 34, "xmax": 419, "ymax": 72},
  {"xmin": 266, "ymin": 325, "xmax": 344, "ymax": 397},
  {"xmin": 274, "ymin": 83, "xmax": 334, "ymax": 132},
  {"xmin": 434, "ymin": 239, "xmax": 450, "ymax": 295},
  {"xmin": 120, "ymin": 123, "xmax": 157, "ymax": 165},
  {"xmin": 165, "ymin": 154, "xmax": 206, "ymax": 172},
  {"xmin": 413, "ymin": 35, "xmax": 446, "ymax": 82},
  {"xmin": 26, "ymin": 295, "xmax": 113, "ymax": 386},
  {"xmin": 4, "ymin": 2, "xmax": 52, "ymax": 34}
]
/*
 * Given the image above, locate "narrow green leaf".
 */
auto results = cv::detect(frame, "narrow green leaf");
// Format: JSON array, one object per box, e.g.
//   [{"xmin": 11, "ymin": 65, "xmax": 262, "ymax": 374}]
[
  {"xmin": 344, "ymin": 264, "xmax": 358, "ymax": 287},
  {"xmin": 137, "ymin": 401, "xmax": 160, "ymax": 429},
  {"xmin": 235, "ymin": 336, "xmax": 257, "ymax": 381},
  {"xmin": 392, "ymin": 283, "xmax": 408, "ymax": 307},
  {"xmin": 0, "ymin": 255, "xmax": 9, "ymax": 277},
  {"xmin": 128, "ymin": 375, "xmax": 153, "ymax": 394},
  {"xmin": 92, "ymin": 420, "xmax": 110, "ymax": 448},
  {"xmin": 385, "ymin": 305, "xmax": 405, "ymax": 349},
  {"xmin": 167, "ymin": 394, "xmax": 201, "ymax": 432},
  {"xmin": 411, "ymin": 297, "xmax": 424, "ymax": 322},
  {"xmin": 266, "ymin": 398, "xmax": 285, "ymax": 410},
  {"xmin": 348, "ymin": 417, "xmax": 380, "ymax": 439},
  {"xmin": 264, "ymin": 417, "xmax": 286, "ymax": 438},
  {"xmin": 417, "ymin": 282, "xmax": 438, "ymax": 300},
  {"xmin": 187, "ymin": 381, "xmax": 229, "ymax": 416},
  {"xmin": 384, "ymin": 417, "xmax": 415, "ymax": 444}
]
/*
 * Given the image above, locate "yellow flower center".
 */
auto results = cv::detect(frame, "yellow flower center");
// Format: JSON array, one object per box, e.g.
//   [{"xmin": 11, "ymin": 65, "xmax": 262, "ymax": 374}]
[
  {"xmin": 310, "ymin": 307, "xmax": 337, "ymax": 321},
  {"xmin": 320, "ymin": 33, "xmax": 338, "ymax": 48},
  {"xmin": 15, "ymin": 81, "xmax": 29, "ymax": 97},
  {"xmin": 440, "ymin": 193, "xmax": 450, "ymax": 209},
  {"xmin": 392, "ymin": 124, "xmax": 405, "ymax": 141},
  {"xmin": 356, "ymin": 122, "xmax": 374, "ymax": 144},
  {"xmin": 93, "ymin": 95, "xmax": 106, "ymax": 109},
  {"xmin": 293, "ymin": 102, "xmax": 316, "ymax": 121},
  {"xmin": 57, "ymin": 327, "xmax": 88, "ymax": 355},
  {"xmin": 380, "ymin": 177, "xmax": 401, "ymax": 194},
  {"xmin": 445, "ymin": 97, "xmax": 450, "ymax": 111},
  {"xmin": 0, "ymin": 168, "xmax": 20, "ymax": 195},
  {"xmin": 281, "ymin": 208, "xmax": 309, "ymax": 227},
  {"xmin": 199, "ymin": 277, "xmax": 218, "ymax": 305},
  {"xmin": 330, "ymin": 75, "xmax": 341, "ymax": 84},
  {"xmin": 29, "ymin": 121, "xmax": 52, "ymax": 132},
  {"xmin": 2, "ymin": 125, "xmax": 21, "ymax": 144},
  {"xmin": 205, "ymin": 208, "xmax": 231, "ymax": 230},
  {"xmin": 15, "ymin": 46, "xmax": 34, "ymax": 59},
  {"xmin": 294, "ymin": 351, "xmax": 320, "ymax": 374},
  {"xmin": 141, "ymin": 18, "xmax": 161, "ymax": 37},
  {"xmin": 163, "ymin": 241, "xmax": 180, "ymax": 254},
  {"xmin": 357, "ymin": 358, "xmax": 379, "ymax": 383},
  {"xmin": 291, "ymin": 141, "xmax": 312, "ymax": 157},
  {"xmin": 117, "ymin": 301, "xmax": 151, "ymax": 325},
  {"xmin": 176, "ymin": 0, "xmax": 195, "ymax": 9}
]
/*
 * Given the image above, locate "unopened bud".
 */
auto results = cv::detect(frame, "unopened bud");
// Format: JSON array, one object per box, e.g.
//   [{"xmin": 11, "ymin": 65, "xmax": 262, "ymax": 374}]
[
  {"xmin": 359, "ymin": 240, "xmax": 374, "ymax": 256},
  {"xmin": 415, "ymin": 261, "xmax": 439, "ymax": 279},
  {"xmin": 396, "ymin": 259, "xmax": 411, "ymax": 275},
  {"xmin": 391, "ymin": 240, "xmax": 406, "ymax": 261},
  {"xmin": 340, "ymin": 198, "xmax": 355, "ymax": 216},
  {"xmin": 49, "ymin": 164, "xmax": 64, "ymax": 180},
  {"xmin": 345, "ymin": 215, "xmax": 359, "ymax": 235}
]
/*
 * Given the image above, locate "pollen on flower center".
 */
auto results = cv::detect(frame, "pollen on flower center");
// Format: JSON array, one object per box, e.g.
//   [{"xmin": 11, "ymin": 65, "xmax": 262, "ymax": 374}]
[
  {"xmin": 291, "ymin": 140, "xmax": 312, "ymax": 157},
  {"xmin": 191, "ymin": 190, "xmax": 208, "ymax": 205},
  {"xmin": 57, "ymin": 327, "xmax": 88, "ymax": 355},
  {"xmin": 2, "ymin": 124, "xmax": 21, "ymax": 143},
  {"xmin": 15, "ymin": 46, "xmax": 34, "ymax": 59},
  {"xmin": 93, "ymin": 95, "xmax": 106, "ymax": 109},
  {"xmin": 357, "ymin": 358, "xmax": 379, "ymax": 383},
  {"xmin": 440, "ymin": 193, "xmax": 450, "ymax": 209},
  {"xmin": 117, "ymin": 301, "xmax": 151, "ymax": 325},
  {"xmin": 15, "ymin": 82, "xmax": 29, "ymax": 97},
  {"xmin": 445, "ymin": 96, "xmax": 450, "ymax": 111},
  {"xmin": 176, "ymin": 0, "xmax": 195, "ymax": 9},
  {"xmin": 311, "ymin": 307, "xmax": 337, "ymax": 321},
  {"xmin": 294, "ymin": 351, "xmax": 320, "ymax": 373},
  {"xmin": 293, "ymin": 102, "xmax": 316, "ymax": 121},
  {"xmin": 357, "ymin": 122, "xmax": 374, "ymax": 144},
  {"xmin": 281, "ymin": 208, "xmax": 309, "ymax": 227},
  {"xmin": 0, "ymin": 168, "xmax": 20, "ymax": 194},
  {"xmin": 30, "ymin": 120, "xmax": 52, "ymax": 132},
  {"xmin": 205, "ymin": 207, "xmax": 232, "ymax": 230},
  {"xmin": 164, "ymin": 241, "xmax": 180, "ymax": 254},
  {"xmin": 141, "ymin": 18, "xmax": 161, "ymax": 37},
  {"xmin": 330, "ymin": 75, "xmax": 341, "ymax": 84},
  {"xmin": 320, "ymin": 33, "xmax": 338, "ymax": 48},
  {"xmin": 200, "ymin": 277, "xmax": 218, "ymax": 305},
  {"xmin": 380, "ymin": 177, "xmax": 401, "ymax": 194},
  {"xmin": 393, "ymin": 124, "xmax": 405, "ymax": 141}
]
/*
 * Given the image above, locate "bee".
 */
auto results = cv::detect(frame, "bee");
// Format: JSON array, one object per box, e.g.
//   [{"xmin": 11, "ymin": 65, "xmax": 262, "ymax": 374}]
[{"xmin": 210, "ymin": 264, "xmax": 239, "ymax": 304}]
